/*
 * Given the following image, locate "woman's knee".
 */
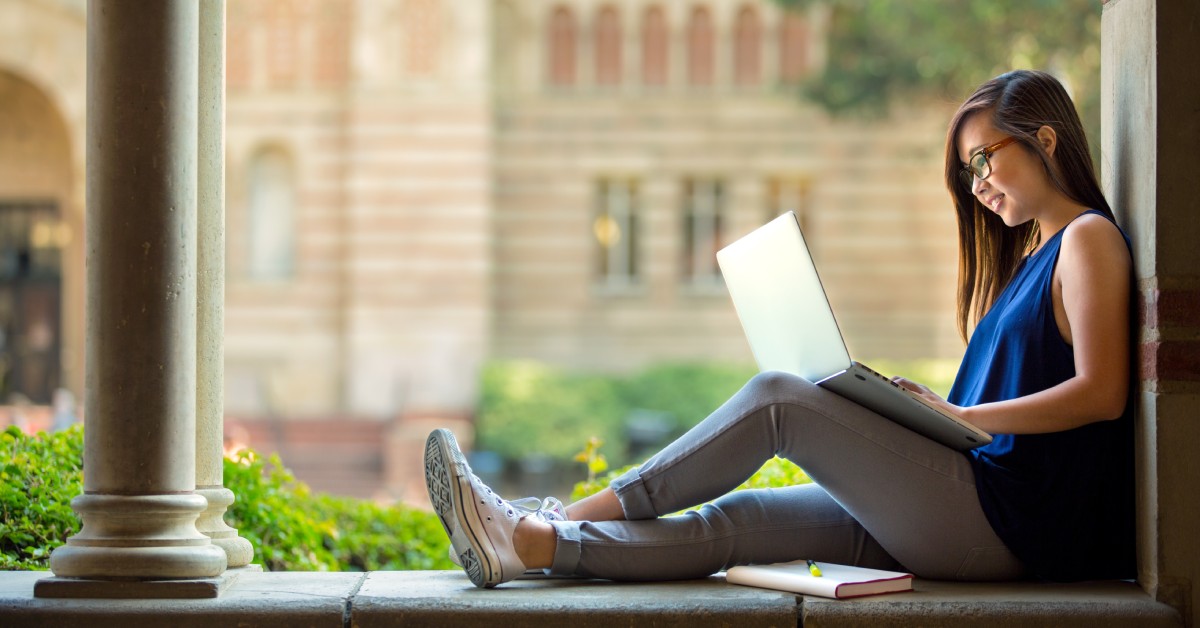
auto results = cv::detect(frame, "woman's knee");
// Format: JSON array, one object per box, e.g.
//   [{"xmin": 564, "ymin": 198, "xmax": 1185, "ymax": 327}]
[{"xmin": 744, "ymin": 370, "xmax": 816, "ymax": 402}]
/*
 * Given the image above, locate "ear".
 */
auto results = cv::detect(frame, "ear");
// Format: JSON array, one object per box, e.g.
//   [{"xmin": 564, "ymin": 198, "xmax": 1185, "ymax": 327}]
[{"xmin": 1036, "ymin": 125, "xmax": 1057, "ymax": 157}]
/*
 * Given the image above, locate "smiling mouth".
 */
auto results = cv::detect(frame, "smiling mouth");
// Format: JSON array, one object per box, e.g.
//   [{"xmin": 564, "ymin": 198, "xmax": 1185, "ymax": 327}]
[{"xmin": 986, "ymin": 194, "xmax": 1004, "ymax": 211}]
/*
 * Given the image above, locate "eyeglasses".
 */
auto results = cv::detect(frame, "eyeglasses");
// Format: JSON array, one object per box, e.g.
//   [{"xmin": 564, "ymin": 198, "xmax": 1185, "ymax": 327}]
[{"xmin": 959, "ymin": 137, "xmax": 1017, "ymax": 187}]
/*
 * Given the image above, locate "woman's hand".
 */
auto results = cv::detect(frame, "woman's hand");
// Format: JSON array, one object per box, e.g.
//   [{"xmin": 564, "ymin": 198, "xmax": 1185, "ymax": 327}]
[{"xmin": 890, "ymin": 377, "xmax": 970, "ymax": 423}]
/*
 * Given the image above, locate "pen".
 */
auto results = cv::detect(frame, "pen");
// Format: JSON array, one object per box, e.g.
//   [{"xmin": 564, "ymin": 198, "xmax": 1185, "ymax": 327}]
[{"xmin": 807, "ymin": 559, "xmax": 822, "ymax": 577}]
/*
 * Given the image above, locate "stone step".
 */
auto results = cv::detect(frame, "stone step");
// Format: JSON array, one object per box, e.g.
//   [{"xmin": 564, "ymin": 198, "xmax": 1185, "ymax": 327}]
[{"xmin": 0, "ymin": 570, "xmax": 1184, "ymax": 628}]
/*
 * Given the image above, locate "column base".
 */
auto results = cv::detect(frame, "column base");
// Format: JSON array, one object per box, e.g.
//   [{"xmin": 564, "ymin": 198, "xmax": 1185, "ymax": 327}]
[
  {"xmin": 196, "ymin": 486, "xmax": 255, "ymax": 567},
  {"xmin": 48, "ymin": 493, "xmax": 228, "ymax": 580},
  {"xmin": 34, "ymin": 570, "xmax": 238, "ymax": 599}
]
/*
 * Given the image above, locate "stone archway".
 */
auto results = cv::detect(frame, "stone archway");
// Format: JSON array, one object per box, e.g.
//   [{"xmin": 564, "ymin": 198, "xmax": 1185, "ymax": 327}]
[
  {"xmin": 0, "ymin": 0, "xmax": 87, "ymax": 403},
  {"xmin": 0, "ymin": 69, "xmax": 76, "ymax": 407}
]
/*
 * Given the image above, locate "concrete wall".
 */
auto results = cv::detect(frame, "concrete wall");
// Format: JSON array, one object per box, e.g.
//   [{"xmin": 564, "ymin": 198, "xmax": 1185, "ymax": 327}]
[{"xmin": 1102, "ymin": 0, "xmax": 1200, "ymax": 624}]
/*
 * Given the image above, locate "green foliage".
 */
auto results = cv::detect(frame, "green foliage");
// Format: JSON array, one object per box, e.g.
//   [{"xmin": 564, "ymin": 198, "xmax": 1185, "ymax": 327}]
[
  {"xmin": 477, "ymin": 361, "xmax": 628, "ymax": 464},
  {"xmin": 779, "ymin": 0, "xmax": 1102, "ymax": 162},
  {"xmin": 0, "ymin": 425, "xmax": 452, "ymax": 572},
  {"xmin": 310, "ymin": 492, "xmax": 452, "ymax": 572},
  {"xmin": 477, "ymin": 361, "xmax": 756, "ymax": 466},
  {"xmin": 573, "ymin": 436, "xmax": 609, "ymax": 483},
  {"xmin": 737, "ymin": 456, "xmax": 813, "ymax": 491},
  {"xmin": 223, "ymin": 450, "xmax": 454, "ymax": 572},
  {"xmin": 570, "ymin": 456, "xmax": 811, "ymax": 505},
  {"xmin": 0, "ymin": 425, "xmax": 83, "ymax": 570},
  {"xmin": 570, "ymin": 463, "xmax": 637, "ymax": 503},
  {"xmin": 617, "ymin": 362, "xmax": 759, "ymax": 433}
]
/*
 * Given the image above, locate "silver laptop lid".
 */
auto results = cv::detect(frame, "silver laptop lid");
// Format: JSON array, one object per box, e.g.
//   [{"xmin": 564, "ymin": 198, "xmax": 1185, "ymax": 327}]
[{"xmin": 716, "ymin": 212, "xmax": 852, "ymax": 382}]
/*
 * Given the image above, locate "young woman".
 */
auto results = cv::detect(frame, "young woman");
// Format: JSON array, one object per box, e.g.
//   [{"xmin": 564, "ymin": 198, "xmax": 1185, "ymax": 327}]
[{"xmin": 424, "ymin": 69, "xmax": 1136, "ymax": 588}]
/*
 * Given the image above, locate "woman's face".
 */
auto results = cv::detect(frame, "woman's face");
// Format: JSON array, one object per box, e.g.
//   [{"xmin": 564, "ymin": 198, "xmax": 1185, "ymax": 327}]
[{"xmin": 956, "ymin": 112, "xmax": 1053, "ymax": 228}]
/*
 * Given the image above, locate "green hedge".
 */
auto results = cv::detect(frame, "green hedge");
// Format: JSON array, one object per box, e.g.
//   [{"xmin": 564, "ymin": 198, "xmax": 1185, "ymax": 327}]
[
  {"xmin": 223, "ymin": 450, "xmax": 454, "ymax": 571},
  {"xmin": 0, "ymin": 425, "xmax": 83, "ymax": 569},
  {"xmin": 571, "ymin": 456, "xmax": 813, "ymax": 505},
  {"xmin": 0, "ymin": 425, "xmax": 453, "ymax": 572},
  {"xmin": 477, "ymin": 361, "xmax": 758, "ymax": 466},
  {"xmin": 477, "ymin": 359, "xmax": 957, "ymax": 468}
]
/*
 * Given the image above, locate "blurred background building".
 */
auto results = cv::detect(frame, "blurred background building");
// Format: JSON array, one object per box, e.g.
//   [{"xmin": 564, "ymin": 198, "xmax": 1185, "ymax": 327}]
[{"xmin": 1, "ymin": 0, "xmax": 962, "ymax": 503}]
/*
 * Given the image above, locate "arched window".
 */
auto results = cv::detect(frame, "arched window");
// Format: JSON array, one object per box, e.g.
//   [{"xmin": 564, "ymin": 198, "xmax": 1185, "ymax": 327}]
[
  {"xmin": 779, "ymin": 10, "xmax": 809, "ymax": 85},
  {"xmin": 247, "ymin": 147, "xmax": 296, "ymax": 280},
  {"xmin": 313, "ymin": 0, "xmax": 351, "ymax": 87},
  {"xmin": 733, "ymin": 6, "xmax": 761, "ymax": 86},
  {"xmin": 687, "ymin": 7, "xmax": 715, "ymax": 87},
  {"xmin": 226, "ymin": 1, "xmax": 253, "ymax": 88},
  {"xmin": 401, "ymin": 0, "xmax": 442, "ymax": 78},
  {"xmin": 266, "ymin": 0, "xmax": 299, "ymax": 87},
  {"xmin": 594, "ymin": 6, "xmax": 622, "ymax": 87},
  {"xmin": 548, "ymin": 6, "xmax": 577, "ymax": 86},
  {"xmin": 641, "ymin": 6, "xmax": 668, "ymax": 87}
]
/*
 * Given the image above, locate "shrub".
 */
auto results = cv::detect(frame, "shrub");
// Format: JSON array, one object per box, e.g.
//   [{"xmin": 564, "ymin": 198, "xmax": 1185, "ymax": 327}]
[
  {"xmin": 0, "ymin": 425, "xmax": 453, "ymax": 572},
  {"xmin": 476, "ymin": 361, "xmax": 627, "ymax": 463},
  {"xmin": 0, "ymin": 425, "xmax": 83, "ymax": 569},
  {"xmin": 616, "ymin": 362, "xmax": 758, "ymax": 434},
  {"xmin": 570, "ymin": 456, "xmax": 811, "ymax": 505},
  {"xmin": 222, "ymin": 449, "xmax": 456, "ymax": 572},
  {"xmin": 477, "ymin": 361, "xmax": 756, "ymax": 467}
]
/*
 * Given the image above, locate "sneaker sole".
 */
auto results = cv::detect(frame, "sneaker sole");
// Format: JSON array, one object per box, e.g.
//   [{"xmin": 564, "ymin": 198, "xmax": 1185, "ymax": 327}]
[{"xmin": 424, "ymin": 429, "xmax": 501, "ymax": 588}]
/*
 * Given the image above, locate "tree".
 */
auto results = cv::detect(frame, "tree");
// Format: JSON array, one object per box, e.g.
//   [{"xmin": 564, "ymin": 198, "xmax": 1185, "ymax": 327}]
[{"xmin": 782, "ymin": 0, "xmax": 1103, "ymax": 157}]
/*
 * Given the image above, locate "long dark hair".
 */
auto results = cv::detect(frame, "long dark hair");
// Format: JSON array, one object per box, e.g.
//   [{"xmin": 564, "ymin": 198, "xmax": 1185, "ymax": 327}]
[{"xmin": 944, "ymin": 70, "xmax": 1113, "ymax": 342}]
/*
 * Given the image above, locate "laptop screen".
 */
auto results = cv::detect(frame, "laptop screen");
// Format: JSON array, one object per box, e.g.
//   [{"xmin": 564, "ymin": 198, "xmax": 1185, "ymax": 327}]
[{"xmin": 716, "ymin": 212, "xmax": 853, "ymax": 383}]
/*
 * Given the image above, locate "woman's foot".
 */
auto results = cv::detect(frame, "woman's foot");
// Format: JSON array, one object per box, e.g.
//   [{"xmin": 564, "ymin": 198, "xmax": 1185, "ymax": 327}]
[
  {"xmin": 445, "ymin": 496, "xmax": 565, "ymax": 577},
  {"xmin": 424, "ymin": 428, "xmax": 562, "ymax": 587}
]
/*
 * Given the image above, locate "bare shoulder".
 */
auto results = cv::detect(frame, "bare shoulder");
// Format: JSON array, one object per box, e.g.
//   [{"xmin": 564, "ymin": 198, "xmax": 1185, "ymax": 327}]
[{"xmin": 1061, "ymin": 212, "xmax": 1131, "ymax": 270}]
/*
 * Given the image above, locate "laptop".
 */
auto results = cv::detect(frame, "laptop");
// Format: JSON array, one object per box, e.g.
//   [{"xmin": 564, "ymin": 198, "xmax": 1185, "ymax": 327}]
[{"xmin": 715, "ymin": 212, "xmax": 992, "ymax": 451}]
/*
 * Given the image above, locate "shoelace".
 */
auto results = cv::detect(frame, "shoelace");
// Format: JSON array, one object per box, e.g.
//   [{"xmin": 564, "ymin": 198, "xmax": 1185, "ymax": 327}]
[
  {"xmin": 471, "ymin": 473, "xmax": 567, "ymax": 523},
  {"xmin": 507, "ymin": 496, "xmax": 567, "ymax": 523}
]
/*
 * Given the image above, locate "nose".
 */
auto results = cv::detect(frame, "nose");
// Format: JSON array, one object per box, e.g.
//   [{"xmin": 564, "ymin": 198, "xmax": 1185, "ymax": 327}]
[{"xmin": 971, "ymin": 173, "xmax": 987, "ymax": 196}]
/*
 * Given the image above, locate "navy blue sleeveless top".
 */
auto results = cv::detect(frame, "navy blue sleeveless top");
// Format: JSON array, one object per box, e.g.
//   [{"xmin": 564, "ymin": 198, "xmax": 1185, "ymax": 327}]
[{"xmin": 947, "ymin": 210, "xmax": 1135, "ymax": 582}]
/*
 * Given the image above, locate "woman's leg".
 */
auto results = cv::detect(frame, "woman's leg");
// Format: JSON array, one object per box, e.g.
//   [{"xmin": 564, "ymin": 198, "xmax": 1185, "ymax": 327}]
[
  {"xmin": 546, "ymin": 371, "xmax": 1025, "ymax": 581},
  {"xmin": 545, "ymin": 482, "xmax": 901, "ymax": 580},
  {"xmin": 565, "ymin": 487, "xmax": 624, "ymax": 522}
]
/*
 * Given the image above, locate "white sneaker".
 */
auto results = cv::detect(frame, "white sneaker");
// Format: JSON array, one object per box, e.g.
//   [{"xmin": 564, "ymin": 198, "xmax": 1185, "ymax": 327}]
[
  {"xmin": 445, "ymin": 496, "xmax": 566, "ymax": 576},
  {"xmin": 425, "ymin": 429, "xmax": 559, "ymax": 588}
]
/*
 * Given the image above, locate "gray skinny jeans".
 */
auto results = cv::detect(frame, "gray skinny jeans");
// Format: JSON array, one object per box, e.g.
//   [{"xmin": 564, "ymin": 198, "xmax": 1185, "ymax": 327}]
[{"xmin": 546, "ymin": 371, "xmax": 1026, "ymax": 581}]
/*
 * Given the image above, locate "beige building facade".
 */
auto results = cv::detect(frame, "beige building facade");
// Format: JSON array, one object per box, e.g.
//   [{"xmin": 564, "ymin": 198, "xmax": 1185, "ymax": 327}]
[{"xmin": 1, "ymin": 0, "xmax": 962, "ymax": 498}]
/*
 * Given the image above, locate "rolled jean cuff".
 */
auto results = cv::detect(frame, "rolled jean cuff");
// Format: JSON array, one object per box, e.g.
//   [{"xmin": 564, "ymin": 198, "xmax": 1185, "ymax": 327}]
[
  {"xmin": 547, "ymin": 520, "xmax": 581, "ymax": 576},
  {"xmin": 609, "ymin": 466, "xmax": 657, "ymax": 520}
]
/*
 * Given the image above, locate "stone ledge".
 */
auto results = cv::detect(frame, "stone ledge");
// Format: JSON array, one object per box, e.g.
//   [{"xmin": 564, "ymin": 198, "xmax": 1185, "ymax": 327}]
[
  {"xmin": 0, "ymin": 569, "xmax": 1184, "ymax": 628},
  {"xmin": 801, "ymin": 579, "xmax": 1184, "ymax": 628},
  {"xmin": 352, "ymin": 571, "xmax": 798, "ymax": 628},
  {"xmin": 1, "ymin": 570, "xmax": 363, "ymax": 628}
]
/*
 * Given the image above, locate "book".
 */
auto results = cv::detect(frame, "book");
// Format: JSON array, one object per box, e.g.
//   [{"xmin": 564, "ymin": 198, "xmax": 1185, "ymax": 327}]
[{"xmin": 725, "ymin": 560, "xmax": 913, "ymax": 599}]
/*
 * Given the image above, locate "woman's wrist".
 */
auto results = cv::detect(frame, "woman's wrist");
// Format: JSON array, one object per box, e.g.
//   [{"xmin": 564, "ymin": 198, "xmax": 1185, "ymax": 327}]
[{"xmin": 957, "ymin": 404, "xmax": 980, "ymax": 428}]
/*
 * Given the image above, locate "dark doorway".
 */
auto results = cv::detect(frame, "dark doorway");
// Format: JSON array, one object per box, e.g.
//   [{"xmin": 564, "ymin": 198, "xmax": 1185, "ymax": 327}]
[{"xmin": 0, "ymin": 201, "xmax": 63, "ymax": 404}]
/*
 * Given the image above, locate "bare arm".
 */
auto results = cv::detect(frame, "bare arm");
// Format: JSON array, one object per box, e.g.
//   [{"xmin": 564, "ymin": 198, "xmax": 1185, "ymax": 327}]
[{"xmin": 896, "ymin": 214, "xmax": 1132, "ymax": 435}]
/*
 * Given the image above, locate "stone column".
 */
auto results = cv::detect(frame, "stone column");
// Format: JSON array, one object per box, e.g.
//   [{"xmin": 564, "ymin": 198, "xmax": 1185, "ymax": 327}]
[
  {"xmin": 1102, "ymin": 1, "xmax": 1200, "ymax": 624},
  {"xmin": 46, "ymin": 0, "xmax": 227, "ymax": 580},
  {"xmin": 196, "ymin": 0, "xmax": 253, "ymax": 569}
]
